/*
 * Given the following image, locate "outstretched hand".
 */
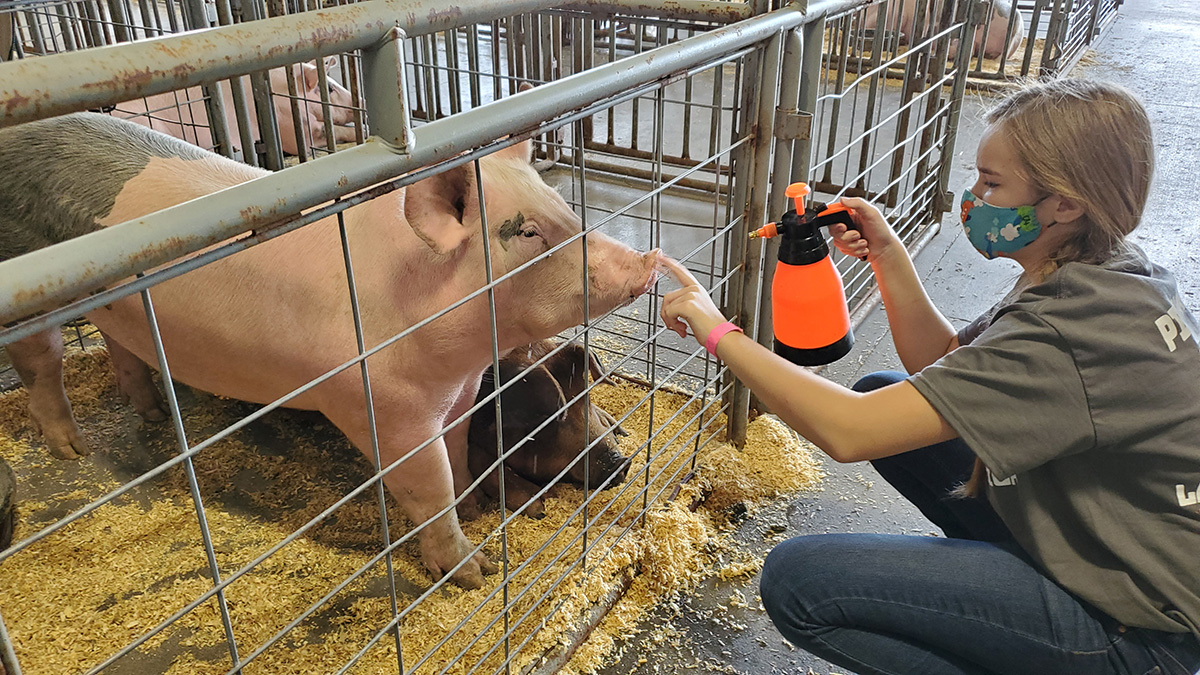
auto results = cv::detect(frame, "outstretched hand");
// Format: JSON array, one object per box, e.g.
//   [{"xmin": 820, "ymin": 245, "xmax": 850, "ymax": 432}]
[{"xmin": 659, "ymin": 257, "xmax": 729, "ymax": 347}]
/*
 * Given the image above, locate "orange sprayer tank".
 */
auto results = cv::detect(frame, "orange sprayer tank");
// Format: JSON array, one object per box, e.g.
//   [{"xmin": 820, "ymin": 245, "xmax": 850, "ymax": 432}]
[{"xmin": 755, "ymin": 183, "xmax": 857, "ymax": 366}]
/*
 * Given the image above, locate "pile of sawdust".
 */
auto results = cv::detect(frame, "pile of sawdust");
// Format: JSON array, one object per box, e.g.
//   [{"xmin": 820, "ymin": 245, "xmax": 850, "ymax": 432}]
[{"xmin": 0, "ymin": 343, "xmax": 823, "ymax": 675}]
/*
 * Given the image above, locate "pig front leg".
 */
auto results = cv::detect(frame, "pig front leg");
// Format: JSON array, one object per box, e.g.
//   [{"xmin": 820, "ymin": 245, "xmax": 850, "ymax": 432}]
[
  {"xmin": 476, "ymin": 462, "xmax": 547, "ymax": 519},
  {"xmin": 100, "ymin": 331, "xmax": 168, "ymax": 423},
  {"xmin": 322, "ymin": 394, "xmax": 497, "ymax": 588},
  {"xmin": 5, "ymin": 328, "xmax": 90, "ymax": 459},
  {"xmin": 379, "ymin": 432, "xmax": 499, "ymax": 588}
]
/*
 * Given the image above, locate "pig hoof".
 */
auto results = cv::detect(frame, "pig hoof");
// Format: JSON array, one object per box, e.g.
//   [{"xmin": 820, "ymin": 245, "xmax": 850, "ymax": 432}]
[
  {"xmin": 476, "ymin": 551, "xmax": 499, "ymax": 576},
  {"xmin": 140, "ymin": 406, "xmax": 169, "ymax": 423},
  {"xmin": 117, "ymin": 386, "xmax": 169, "ymax": 423},
  {"xmin": 424, "ymin": 541, "xmax": 497, "ymax": 589},
  {"xmin": 522, "ymin": 500, "xmax": 546, "ymax": 520},
  {"xmin": 28, "ymin": 405, "xmax": 91, "ymax": 460},
  {"xmin": 456, "ymin": 493, "xmax": 484, "ymax": 521},
  {"xmin": 439, "ymin": 561, "xmax": 486, "ymax": 590},
  {"xmin": 43, "ymin": 431, "xmax": 91, "ymax": 460}
]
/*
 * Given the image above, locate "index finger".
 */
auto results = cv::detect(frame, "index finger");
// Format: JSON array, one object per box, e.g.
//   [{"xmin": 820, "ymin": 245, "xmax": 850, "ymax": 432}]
[{"xmin": 662, "ymin": 256, "xmax": 702, "ymax": 288}]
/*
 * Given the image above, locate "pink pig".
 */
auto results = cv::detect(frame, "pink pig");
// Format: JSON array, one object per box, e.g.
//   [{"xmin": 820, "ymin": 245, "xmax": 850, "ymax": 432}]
[
  {"xmin": 0, "ymin": 112, "xmax": 662, "ymax": 588},
  {"xmin": 861, "ymin": 0, "xmax": 1025, "ymax": 61},
  {"xmin": 110, "ymin": 56, "xmax": 359, "ymax": 157}
]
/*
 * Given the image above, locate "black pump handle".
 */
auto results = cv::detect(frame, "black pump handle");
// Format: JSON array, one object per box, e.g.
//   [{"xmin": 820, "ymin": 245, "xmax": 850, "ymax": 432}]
[{"xmin": 809, "ymin": 203, "xmax": 867, "ymax": 261}]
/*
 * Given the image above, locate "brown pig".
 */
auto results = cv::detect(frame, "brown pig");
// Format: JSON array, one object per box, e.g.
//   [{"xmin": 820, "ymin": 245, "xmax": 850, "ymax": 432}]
[
  {"xmin": 0, "ymin": 112, "xmax": 662, "ymax": 587},
  {"xmin": 110, "ymin": 56, "xmax": 359, "ymax": 157},
  {"xmin": 467, "ymin": 339, "xmax": 630, "ymax": 519},
  {"xmin": 0, "ymin": 455, "xmax": 14, "ymax": 551}
]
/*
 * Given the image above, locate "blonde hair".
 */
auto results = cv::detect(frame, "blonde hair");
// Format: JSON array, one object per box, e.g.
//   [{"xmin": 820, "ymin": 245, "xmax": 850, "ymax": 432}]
[
  {"xmin": 987, "ymin": 77, "xmax": 1155, "ymax": 277},
  {"xmin": 957, "ymin": 78, "xmax": 1155, "ymax": 499}
]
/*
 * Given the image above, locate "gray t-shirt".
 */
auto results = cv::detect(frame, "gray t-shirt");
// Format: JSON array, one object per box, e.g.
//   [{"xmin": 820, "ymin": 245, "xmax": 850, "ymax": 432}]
[{"xmin": 909, "ymin": 244, "xmax": 1200, "ymax": 638}]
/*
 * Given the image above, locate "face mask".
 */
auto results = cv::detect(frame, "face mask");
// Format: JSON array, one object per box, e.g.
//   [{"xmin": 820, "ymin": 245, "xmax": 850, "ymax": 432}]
[{"xmin": 960, "ymin": 189, "xmax": 1049, "ymax": 259}]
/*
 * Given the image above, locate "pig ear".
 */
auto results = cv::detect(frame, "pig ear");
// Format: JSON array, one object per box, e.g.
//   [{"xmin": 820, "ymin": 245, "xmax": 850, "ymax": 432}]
[
  {"xmin": 543, "ymin": 341, "xmax": 595, "ymax": 397},
  {"xmin": 597, "ymin": 407, "xmax": 630, "ymax": 438},
  {"xmin": 402, "ymin": 164, "xmax": 476, "ymax": 254},
  {"xmin": 500, "ymin": 363, "xmax": 569, "ymax": 434},
  {"xmin": 491, "ymin": 138, "xmax": 534, "ymax": 165},
  {"xmin": 491, "ymin": 83, "xmax": 534, "ymax": 164},
  {"xmin": 586, "ymin": 348, "xmax": 617, "ymax": 386},
  {"xmin": 323, "ymin": 55, "xmax": 339, "ymax": 74},
  {"xmin": 302, "ymin": 62, "xmax": 321, "ymax": 90}
]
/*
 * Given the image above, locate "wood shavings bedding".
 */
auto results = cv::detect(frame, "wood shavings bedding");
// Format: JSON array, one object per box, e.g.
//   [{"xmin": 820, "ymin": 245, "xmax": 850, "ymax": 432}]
[{"xmin": 0, "ymin": 343, "xmax": 823, "ymax": 675}]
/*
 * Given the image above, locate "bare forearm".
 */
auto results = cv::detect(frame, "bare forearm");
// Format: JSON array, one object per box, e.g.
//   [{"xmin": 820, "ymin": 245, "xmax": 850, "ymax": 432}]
[
  {"xmin": 717, "ymin": 332, "xmax": 856, "ymax": 455},
  {"xmin": 658, "ymin": 255, "xmax": 956, "ymax": 464},
  {"xmin": 714, "ymin": 332, "xmax": 953, "ymax": 461},
  {"xmin": 871, "ymin": 245, "xmax": 956, "ymax": 373}
]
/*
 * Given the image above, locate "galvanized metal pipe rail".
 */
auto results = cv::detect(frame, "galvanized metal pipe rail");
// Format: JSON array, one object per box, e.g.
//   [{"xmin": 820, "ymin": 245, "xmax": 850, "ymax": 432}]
[
  {"xmin": 0, "ymin": 0, "xmax": 543, "ymax": 126},
  {"xmin": 0, "ymin": 0, "xmax": 755, "ymax": 128},
  {"xmin": 0, "ymin": 0, "xmax": 874, "ymax": 331}
]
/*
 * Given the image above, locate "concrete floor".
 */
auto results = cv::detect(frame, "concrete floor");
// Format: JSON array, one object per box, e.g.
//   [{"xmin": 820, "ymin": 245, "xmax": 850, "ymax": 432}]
[{"xmin": 600, "ymin": 2, "xmax": 1200, "ymax": 673}]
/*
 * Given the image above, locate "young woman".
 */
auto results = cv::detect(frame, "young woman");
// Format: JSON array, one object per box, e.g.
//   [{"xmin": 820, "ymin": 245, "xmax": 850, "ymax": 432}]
[{"xmin": 659, "ymin": 78, "xmax": 1200, "ymax": 675}]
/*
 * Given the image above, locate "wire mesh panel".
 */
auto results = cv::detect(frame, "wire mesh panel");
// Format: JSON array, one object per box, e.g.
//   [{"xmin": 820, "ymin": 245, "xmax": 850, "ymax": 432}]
[
  {"xmin": 1, "ymin": 0, "xmax": 369, "ymax": 168},
  {"xmin": 832, "ymin": 0, "xmax": 1122, "ymax": 86},
  {"xmin": 798, "ymin": 0, "xmax": 968, "ymax": 309},
  {"xmin": 959, "ymin": 0, "xmax": 1122, "ymax": 83},
  {"xmin": 0, "ymin": 1, "xmax": 979, "ymax": 672},
  {"xmin": 0, "ymin": 5, "xmax": 786, "ymax": 674}
]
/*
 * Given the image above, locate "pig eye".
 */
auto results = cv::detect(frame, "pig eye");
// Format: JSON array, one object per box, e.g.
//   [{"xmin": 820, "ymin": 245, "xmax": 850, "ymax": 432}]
[{"xmin": 521, "ymin": 230, "xmax": 539, "ymax": 238}]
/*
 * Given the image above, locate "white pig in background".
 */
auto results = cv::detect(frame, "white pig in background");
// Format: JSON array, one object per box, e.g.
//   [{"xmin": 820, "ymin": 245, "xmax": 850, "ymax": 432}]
[
  {"xmin": 110, "ymin": 56, "xmax": 360, "ymax": 157},
  {"xmin": 0, "ymin": 112, "xmax": 662, "ymax": 588},
  {"xmin": 949, "ymin": 0, "xmax": 1026, "ymax": 61},
  {"xmin": 860, "ymin": 0, "xmax": 1025, "ymax": 61}
]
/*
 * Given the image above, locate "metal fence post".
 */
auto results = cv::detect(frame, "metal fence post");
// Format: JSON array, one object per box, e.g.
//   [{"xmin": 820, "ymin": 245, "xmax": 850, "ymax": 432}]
[
  {"xmin": 729, "ymin": 28, "xmax": 784, "ymax": 447},
  {"xmin": 1042, "ymin": 0, "xmax": 1069, "ymax": 76},
  {"xmin": 1085, "ymin": 0, "xmax": 1103, "ymax": 44},
  {"xmin": 788, "ymin": 12, "xmax": 824, "ymax": 190},
  {"xmin": 749, "ymin": 25, "xmax": 804, "ymax": 415},
  {"xmin": 180, "ymin": 0, "xmax": 237, "ymax": 160},
  {"xmin": 0, "ymin": 609, "xmax": 20, "ymax": 675},
  {"xmin": 935, "ymin": 0, "xmax": 978, "ymax": 213}
]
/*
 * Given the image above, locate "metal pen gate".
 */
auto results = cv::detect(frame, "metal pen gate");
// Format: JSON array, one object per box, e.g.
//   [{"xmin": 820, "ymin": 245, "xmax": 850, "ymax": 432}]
[{"xmin": 0, "ymin": 0, "xmax": 975, "ymax": 672}]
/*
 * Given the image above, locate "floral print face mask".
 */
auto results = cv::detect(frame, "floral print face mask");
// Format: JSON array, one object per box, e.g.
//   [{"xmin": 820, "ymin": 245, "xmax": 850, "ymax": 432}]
[{"xmin": 960, "ymin": 189, "xmax": 1050, "ymax": 260}]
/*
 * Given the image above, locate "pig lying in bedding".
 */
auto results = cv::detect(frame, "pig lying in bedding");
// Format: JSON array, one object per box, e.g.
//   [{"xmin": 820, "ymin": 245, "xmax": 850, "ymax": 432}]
[{"xmin": 467, "ymin": 339, "xmax": 630, "ymax": 519}]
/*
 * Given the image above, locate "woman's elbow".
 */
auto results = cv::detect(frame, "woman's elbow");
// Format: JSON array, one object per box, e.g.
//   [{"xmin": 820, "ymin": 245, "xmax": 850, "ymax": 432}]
[{"xmin": 814, "ymin": 436, "xmax": 870, "ymax": 464}]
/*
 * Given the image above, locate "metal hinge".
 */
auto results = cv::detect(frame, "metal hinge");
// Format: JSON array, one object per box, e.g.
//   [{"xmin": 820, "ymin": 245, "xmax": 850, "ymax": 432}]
[
  {"xmin": 967, "ymin": 0, "xmax": 989, "ymax": 28},
  {"xmin": 935, "ymin": 190, "xmax": 955, "ymax": 213},
  {"xmin": 774, "ymin": 107, "xmax": 811, "ymax": 141}
]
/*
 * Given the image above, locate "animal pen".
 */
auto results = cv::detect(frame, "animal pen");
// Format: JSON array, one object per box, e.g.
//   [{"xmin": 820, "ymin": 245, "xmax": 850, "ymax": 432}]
[
  {"xmin": 960, "ymin": 0, "xmax": 1121, "ymax": 85},
  {"xmin": 0, "ymin": 0, "xmax": 1013, "ymax": 672}
]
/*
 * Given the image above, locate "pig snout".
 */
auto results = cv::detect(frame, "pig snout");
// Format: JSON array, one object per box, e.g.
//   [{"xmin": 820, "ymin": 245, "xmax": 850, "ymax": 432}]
[
  {"xmin": 601, "ymin": 451, "xmax": 630, "ymax": 487},
  {"xmin": 635, "ymin": 249, "xmax": 667, "ymax": 298},
  {"xmin": 574, "ymin": 444, "xmax": 629, "ymax": 490},
  {"xmin": 589, "ymin": 244, "xmax": 664, "ymax": 309}
]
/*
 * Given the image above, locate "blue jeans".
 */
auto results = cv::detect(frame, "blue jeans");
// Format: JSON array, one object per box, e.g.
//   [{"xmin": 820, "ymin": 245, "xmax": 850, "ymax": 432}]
[{"xmin": 759, "ymin": 370, "xmax": 1200, "ymax": 675}]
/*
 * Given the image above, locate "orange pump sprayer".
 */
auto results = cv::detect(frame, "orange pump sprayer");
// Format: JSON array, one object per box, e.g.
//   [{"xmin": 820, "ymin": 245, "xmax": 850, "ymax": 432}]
[{"xmin": 750, "ymin": 182, "xmax": 861, "ymax": 366}]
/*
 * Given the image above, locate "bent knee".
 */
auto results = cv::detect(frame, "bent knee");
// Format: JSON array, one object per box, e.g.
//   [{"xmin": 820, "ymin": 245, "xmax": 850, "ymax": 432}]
[
  {"xmin": 760, "ymin": 535, "xmax": 864, "ymax": 629},
  {"xmin": 851, "ymin": 370, "xmax": 907, "ymax": 393}
]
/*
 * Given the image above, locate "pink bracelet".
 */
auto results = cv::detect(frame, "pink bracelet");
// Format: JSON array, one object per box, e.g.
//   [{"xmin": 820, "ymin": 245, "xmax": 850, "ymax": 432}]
[{"xmin": 704, "ymin": 321, "xmax": 744, "ymax": 357}]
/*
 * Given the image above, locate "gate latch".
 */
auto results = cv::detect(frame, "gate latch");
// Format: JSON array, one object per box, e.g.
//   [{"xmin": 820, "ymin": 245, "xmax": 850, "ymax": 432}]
[{"xmin": 774, "ymin": 107, "xmax": 812, "ymax": 141}]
